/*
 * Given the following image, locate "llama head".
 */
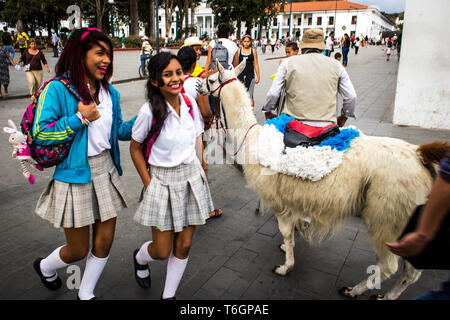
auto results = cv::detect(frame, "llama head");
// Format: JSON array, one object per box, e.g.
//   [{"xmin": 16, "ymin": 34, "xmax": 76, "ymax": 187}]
[{"xmin": 198, "ymin": 58, "xmax": 247, "ymax": 97}]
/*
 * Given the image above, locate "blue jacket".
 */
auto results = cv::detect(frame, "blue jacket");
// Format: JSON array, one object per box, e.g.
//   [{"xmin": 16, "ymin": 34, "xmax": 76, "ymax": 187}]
[{"xmin": 32, "ymin": 77, "xmax": 136, "ymax": 183}]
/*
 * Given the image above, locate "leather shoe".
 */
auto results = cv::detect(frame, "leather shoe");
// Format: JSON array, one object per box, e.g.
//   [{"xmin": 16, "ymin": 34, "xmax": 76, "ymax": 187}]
[
  {"xmin": 33, "ymin": 258, "xmax": 62, "ymax": 291},
  {"xmin": 133, "ymin": 249, "xmax": 151, "ymax": 289}
]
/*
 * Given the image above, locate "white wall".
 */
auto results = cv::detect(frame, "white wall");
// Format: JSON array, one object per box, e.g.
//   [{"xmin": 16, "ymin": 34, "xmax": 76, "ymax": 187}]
[{"xmin": 393, "ymin": 0, "xmax": 450, "ymax": 130}]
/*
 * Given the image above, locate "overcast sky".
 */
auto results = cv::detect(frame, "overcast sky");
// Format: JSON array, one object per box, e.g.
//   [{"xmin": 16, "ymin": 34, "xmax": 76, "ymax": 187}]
[{"xmin": 353, "ymin": 0, "xmax": 406, "ymax": 13}]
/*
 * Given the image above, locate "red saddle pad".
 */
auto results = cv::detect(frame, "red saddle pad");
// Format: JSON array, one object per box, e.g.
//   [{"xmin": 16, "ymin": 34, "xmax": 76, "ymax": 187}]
[{"xmin": 286, "ymin": 120, "xmax": 336, "ymax": 138}]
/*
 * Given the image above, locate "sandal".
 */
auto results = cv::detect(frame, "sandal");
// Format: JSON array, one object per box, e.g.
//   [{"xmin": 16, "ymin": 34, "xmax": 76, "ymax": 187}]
[{"xmin": 209, "ymin": 208, "xmax": 223, "ymax": 218}]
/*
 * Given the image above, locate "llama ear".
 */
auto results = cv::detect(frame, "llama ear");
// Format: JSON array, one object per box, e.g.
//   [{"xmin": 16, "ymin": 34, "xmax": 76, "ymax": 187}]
[
  {"xmin": 8, "ymin": 120, "xmax": 17, "ymax": 131},
  {"xmin": 234, "ymin": 58, "xmax": 246, "ymax": 77},
  {"xmin": 216, "ymin": 58, "xmax": 225, "ymax": 74}
]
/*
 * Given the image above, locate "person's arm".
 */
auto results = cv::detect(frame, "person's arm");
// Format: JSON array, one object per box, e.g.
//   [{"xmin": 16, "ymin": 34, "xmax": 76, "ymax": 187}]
[
  {"xmin": 6, "ymin": 52, "xmax": 15, "ymax": 66},
  {"xmin": 386, "ymin": 170, "xmax": 450, "ymax": 257},
  {"xmin": 130, "ymin": 139, "xmax": 151, "ymax": 189},
  {"xmin": 40, "ymin": 51, "xmax": 50, "ymax": 73},
  {"xmin": 253, "ymin": 48, "xmax": 260, "ymax": 84},
  {"xmin": 204, "ymin": 46, "xmax": 213, "ymax": 71},
  {"xmin": 232, "ymin": 50, "xmax": 239, "ymax": 68},
  {"xmin": 196, "ymin": 94, "xmax": 212, "ymax": 124},
  {"xmin": 262, "ymin": 60, "xmax": 288, "ymax": 118},
  {"xmin": 337, "ymin": 64, "xmax": 357, "ymax": 127}
]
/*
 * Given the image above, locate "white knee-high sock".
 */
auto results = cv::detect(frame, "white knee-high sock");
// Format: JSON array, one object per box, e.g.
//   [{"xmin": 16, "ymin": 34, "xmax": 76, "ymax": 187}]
[
  {"xmin": 136, "ymin": 241, "xmax": 154, "ymax": 278},
  {"xmin": 40, "ymin": 245, "xmax": 69, "ymax": 281},
  {"xmin": 78, "ymin": 251, "xmax": 108, "ymax": 300},
  {"xmin": 162, "ymin": 253, "xmax": 188, "ymax": 299}
]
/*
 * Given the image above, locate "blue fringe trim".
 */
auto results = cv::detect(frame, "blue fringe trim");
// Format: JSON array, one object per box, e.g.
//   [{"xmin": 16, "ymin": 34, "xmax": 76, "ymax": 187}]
[
  {"xmin": 264, "ymin": 114, "xmax": 294, "ymax": 134},
  {"xmin": 319, "ymin": 128, "xmax": 360, "ymax": 151}
]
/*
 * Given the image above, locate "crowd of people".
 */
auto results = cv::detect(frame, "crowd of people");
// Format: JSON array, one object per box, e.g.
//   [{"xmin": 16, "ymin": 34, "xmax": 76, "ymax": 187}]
[{"xmin": 2, "ymin": 22, "xmax": 446, "ymax": 301}]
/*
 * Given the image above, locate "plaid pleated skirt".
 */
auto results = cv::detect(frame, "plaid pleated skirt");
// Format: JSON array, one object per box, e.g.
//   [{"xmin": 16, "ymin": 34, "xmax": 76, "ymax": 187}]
[
  {"xmin": 35, "ymin": 150, "xmax": 128, "ymax": 229},
  {"xmin": 134, "ymin": 158, "xmax": 214, "ymax": 233}
]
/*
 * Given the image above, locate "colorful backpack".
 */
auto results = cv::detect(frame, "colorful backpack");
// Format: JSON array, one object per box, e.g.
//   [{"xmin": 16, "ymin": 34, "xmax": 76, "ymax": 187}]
[
  {"xmin": 20, "ymin": 77, "xmax": 84, "ymax": 168},
  {"xmin": 142, "ymin": 93, "xmax": 194, "ymax": 168}
]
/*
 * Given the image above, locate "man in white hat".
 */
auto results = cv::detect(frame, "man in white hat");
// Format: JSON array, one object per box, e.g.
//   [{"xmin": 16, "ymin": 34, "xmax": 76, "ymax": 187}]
[
  {"xmin": 140, "ymin": 36, "xmax": 153, "ymax": 75},
  {"xmin": 262, "ymin": 28, "xmax": 357, "ymax": 128},
  {"xmin": 182, "ymin": 36, "xmax": 206, "ymax": 78}
]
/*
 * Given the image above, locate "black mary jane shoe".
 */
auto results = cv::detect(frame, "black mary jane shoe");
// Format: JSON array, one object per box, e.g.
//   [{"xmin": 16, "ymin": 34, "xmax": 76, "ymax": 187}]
[
  {"xmin": 133, "ymin": 249, "xmax": 151, "ymax": 289},
  {"xmin": 33, "ymin": 258, "xmax": 62, "ymax": 291}
]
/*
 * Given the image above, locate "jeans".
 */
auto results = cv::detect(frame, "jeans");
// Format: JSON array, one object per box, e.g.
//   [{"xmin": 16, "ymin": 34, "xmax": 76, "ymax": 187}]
[
  {"xmin": 414, "ymin": 275, "xmax": 450, "ymax": 300},
  {"xmin": 140, "ymin": 54, "xmax": 152, "ymax": 73},
  {"xmin": 342, "ymin": 47, "xmax": 349, "ymax": 66}
]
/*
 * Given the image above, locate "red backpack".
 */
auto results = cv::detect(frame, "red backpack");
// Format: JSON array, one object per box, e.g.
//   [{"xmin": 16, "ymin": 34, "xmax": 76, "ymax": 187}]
[{"xmin": 142, "ymin": 93, "xmax": 194, "ymax": 167}]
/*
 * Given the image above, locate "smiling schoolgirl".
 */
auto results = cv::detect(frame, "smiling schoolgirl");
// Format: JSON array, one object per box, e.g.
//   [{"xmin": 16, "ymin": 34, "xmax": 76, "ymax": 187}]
[
  {"xmin": 130, "ymin": 52, "xmax": 214, "ymax": 299},
  {"xmin": 32, "ymin": 28, "xmax": 136, "ymax": 300}
]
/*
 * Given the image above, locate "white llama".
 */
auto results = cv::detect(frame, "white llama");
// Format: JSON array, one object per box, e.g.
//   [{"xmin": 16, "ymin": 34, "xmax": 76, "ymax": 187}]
[{"xmin": 198, "ymin": 60, "xmax": 449, "ymax": 300}]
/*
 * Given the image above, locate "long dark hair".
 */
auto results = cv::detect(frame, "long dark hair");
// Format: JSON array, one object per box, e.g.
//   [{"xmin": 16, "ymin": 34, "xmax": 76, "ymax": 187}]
[
  {"xmin": 55, "ymin": 28, "xmax": 113, "ymax": 103},
  {"xmin": 146, "ymin": 52, "xmax": 183, "ymax": 139}
]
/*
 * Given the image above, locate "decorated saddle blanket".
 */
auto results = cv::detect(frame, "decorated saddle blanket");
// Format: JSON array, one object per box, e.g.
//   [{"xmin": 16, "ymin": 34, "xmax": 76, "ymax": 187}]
[{"xmin": 254, "ymin": 114, "xmax": 360, "ymax": 181}]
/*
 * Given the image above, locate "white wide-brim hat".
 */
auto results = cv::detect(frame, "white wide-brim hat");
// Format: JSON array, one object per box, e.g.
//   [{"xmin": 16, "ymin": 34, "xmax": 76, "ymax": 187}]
[{"xmin": 182, "ymin": 36, "xmax": 203, "ymax": 47}]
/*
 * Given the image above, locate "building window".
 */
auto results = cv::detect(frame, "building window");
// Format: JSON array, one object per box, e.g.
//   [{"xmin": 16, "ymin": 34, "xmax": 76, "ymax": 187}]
[
  {"xmin": 351, "ymin": 16, "xmax": 357, "ymax": 25},
  {"xmin": 317, "ymin": 17, "xmax": 322, "ymax": 25},
  {"xmin": 329, "ymin": 16, "xmax": 334, "ymax": 25},
  {"xmin": 159, "ymin": 16, "xmax": 161, "ymax": 21},
  {"xmin": 171, "ymin": 28, "xmax": 174, "ymax": 34},
  {"xmin": 273, "ymin": 19, "xmax": 277, "ymax": 26},
  {"xmin": 287, "ymin": 18, "xmax": 290, "ymax": 26},
  {"xmin": 308, "ymin": 17, "xmax": 312, "ymax": 25},
  {"xmin": 298, "ymin": 17, "xmax": 302, "ymax": 25}
]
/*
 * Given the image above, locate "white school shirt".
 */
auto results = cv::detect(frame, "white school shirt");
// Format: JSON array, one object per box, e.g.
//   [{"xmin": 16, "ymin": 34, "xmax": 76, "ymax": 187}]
[
  {"xmin": 87, "ymin": 85, "xmax": 113, "ymax": 157},
  {"xmin": 132, "ymin": 93, "xmax": 204, "ymax": 167}
]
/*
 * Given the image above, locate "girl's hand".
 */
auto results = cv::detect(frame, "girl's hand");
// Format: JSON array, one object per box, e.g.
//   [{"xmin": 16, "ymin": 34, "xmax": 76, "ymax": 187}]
[
  {"xmin": 255, "ymin": 76, "xmax": 260, "ymax": 84},
  {"xmin": 78, "ymin": 101, "xmax": 100, "ymax": 122},
  {"xmin": 45, "ymin": 66, "xmax": 50, "ymax": 73}
]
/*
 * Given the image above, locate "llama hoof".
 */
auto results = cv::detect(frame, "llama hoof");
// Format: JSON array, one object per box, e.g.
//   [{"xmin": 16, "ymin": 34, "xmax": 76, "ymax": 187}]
[
  {"xmin": 338, "ymin": 287, "xmax": 357, "ymax": 299},
  {"xmin": 369, "ymin": 294, "xmax": 385, "ymax": 300},
  {"xmin": 279, "ymin": 244, "xmax": 286, "ymax": 253},
  {"xmin": 28, "ymin": 174, "xmax": 35, "ymax": 184},
  {"xmin": 272, "ymin": 265, "xmax": 288, "ymax": 276}
]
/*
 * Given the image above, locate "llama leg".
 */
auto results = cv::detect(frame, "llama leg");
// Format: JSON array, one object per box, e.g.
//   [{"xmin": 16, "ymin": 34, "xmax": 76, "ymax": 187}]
[
  {"xmin": 27, "ymin": 159, "xmax": 44, "ymax": 171},
  {"xmin": 371, "ymin": 260, "xmax": 422, "ymax": 300},
  {"xmin": 273, "ymin": 214, "xmax": 295, "ymax": 276},
  {"xmin": 339, "ymin": 252, "xmax": 399, "ymax": 298}
]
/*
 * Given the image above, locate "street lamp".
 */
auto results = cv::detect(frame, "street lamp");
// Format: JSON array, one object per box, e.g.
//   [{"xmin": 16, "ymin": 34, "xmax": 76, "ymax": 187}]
[{"xmin": 108, "ymin": 0, "xmax": 114, "ymax": 37}]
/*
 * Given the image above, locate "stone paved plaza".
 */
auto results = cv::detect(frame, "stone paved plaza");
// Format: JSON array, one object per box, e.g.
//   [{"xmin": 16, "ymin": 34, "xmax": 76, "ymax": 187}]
[{"xmin": 0, "ymin": 45, "xmax": 449, "ymax": 300}]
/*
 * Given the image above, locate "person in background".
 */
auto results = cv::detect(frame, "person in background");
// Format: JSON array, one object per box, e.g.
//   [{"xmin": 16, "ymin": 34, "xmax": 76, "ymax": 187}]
[
  {"xmin": 2, "ymin": 26, "xmax": 15, "ymax": 63},
  {"xmin": 232, "ymin": 35, "xmax": 260, "ymax": 109},
  {"xmin": 325, "ymin": 32, "xmax": 334, "ymax": 57},
  {"xmin": 51, "ymin": 30, "xmax": 60, "ymax": 58},
  {"xmin": 0, "ymin": 42, "xmax": 16, "ymax": 97},
  {"xmin": 354, "ymin": 37, "xmax": 360, "ymax": 55},
  {"xmin": 334, "ymin": 52, "xmax": 342, "ymax": 62},
  {"xmin": 15, "ymin": 38, "xmax": 50, "ymax": 100},
  {"xmin": 15, "ymin": 27, "xmax": 29, "ymax": 57},
  {"xmin": 341, "ymin": 33, "xmax": 350, "ymax": 67},
  {"xmin": 140, "ymin": 36, "xmax": 153, "ymax": 75},
  {"xmin": 181, "ymin": 36, "xmax": 207, "ymax": 78}
]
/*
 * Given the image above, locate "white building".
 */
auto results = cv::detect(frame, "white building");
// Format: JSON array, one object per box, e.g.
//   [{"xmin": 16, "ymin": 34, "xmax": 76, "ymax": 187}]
[
  {"xmin": 256, "ymin": 0, "xmax": 396, "ymax": 41},
  {"xmin": 393, "ymin": 0, "xmax": 450, "ymax": 130}
]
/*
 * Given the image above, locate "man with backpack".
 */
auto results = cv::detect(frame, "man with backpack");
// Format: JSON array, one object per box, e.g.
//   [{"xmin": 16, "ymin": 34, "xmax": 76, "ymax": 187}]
[
  {"xmin": 204, "ymin": 23, "xmax": 237, "ymax": 72},
  {"xmin": 2, "ymin": 26, "xmax": 15, "ymax": 63},
  {"xmin": 15, "ymin": 27, "xmax": 29, "ymax": 57}
]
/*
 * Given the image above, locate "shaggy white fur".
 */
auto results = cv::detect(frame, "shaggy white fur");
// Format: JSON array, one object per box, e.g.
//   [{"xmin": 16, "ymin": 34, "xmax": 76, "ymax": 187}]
[
  {"xmin": 197, "ymin": 60, "xmax": 440, "ymax": 300},
  {"xmin": 253, "ymin": 124, "xmax": 351, "ymax": 181}
]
